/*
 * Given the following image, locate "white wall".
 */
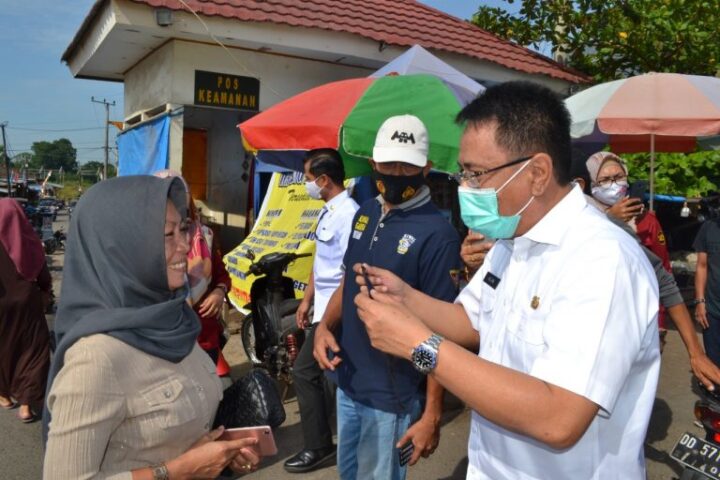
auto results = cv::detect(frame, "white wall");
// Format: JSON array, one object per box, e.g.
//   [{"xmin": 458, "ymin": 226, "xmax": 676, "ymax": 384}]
[
  {"xmin": 124, "ymin": 42, "xmax": 175, "ymax": 116},
  {"xmin": 125, "ymin": 39, "xmax": 374, "ymax": 116}
]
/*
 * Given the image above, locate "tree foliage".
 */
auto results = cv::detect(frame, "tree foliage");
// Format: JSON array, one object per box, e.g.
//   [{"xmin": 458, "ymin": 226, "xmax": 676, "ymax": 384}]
[
  {"xmin": 624, "ymin": 151, "xmax": 719, "ymax": 197},
  {"xmin": 82, "ymin": 160, "xmax": 117, "ymax": 178},
  {"xmin": 10, "ymin": 152, "xmax": 40, "ymax": 169},
  {"xmin": 471, "ymin": 0, "xmax": 720, "ymax": 81},
  {"xmin": 31, "ymin": 138, "xmax": 77, "ymax": 172}
]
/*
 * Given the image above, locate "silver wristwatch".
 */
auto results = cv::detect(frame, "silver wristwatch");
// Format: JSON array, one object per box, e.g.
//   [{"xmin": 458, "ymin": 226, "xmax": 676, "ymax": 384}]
[
  {"xmin": 411, "ymin": 333, "xmax": 443, "ymax": 374},
  {"xmin": 151, "ymin": 463, "xmax": 169, "ymax": 480}
]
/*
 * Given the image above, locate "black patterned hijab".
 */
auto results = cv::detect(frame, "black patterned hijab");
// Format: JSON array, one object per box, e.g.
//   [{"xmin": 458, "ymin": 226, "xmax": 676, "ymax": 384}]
[{"xmin": 43, "ymin": 175, "xmax": 200, "ymax": 440}]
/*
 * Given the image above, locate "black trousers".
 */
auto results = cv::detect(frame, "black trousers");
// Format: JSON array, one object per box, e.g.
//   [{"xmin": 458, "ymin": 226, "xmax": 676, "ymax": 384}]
[{"xmin": 292, "ymin": 324, "xmax": 335, "ymax": 450}]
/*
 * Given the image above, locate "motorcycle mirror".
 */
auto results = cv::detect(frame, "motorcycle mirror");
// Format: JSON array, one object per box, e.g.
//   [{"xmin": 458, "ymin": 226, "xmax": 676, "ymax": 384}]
[{"xmin": 245, "ymin": 249, "xmax": 256, "ymax": 261}]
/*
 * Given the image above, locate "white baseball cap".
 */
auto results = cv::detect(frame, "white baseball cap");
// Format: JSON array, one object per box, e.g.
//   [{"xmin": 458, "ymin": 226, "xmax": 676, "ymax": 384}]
[{"xmin": 372, "ymin": 114, "xmax": 429, "ymax": 167}]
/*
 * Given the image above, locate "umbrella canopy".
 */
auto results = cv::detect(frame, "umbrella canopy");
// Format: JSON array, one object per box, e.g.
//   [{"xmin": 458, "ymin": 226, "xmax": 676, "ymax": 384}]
[
  {"xmin": 566, "ymin": 72, "xmax": 720, "ymax": 208},
  {"xmin": 241, "ymin": 74, "xmax": 472, "ymax": 177},
  {"xmin": 371, "ymin": 45, "xmax": 481, "ymax": 105},
  {"xmin": 568, "ymin": 73, "xmax": 720, "ymax": 152}
]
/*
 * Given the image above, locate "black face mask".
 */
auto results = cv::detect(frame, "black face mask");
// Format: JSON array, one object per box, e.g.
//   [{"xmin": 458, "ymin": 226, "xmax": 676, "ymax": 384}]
[{"xmin": 373, "ymin": 171, "xmax": 426, "ymax": 205}]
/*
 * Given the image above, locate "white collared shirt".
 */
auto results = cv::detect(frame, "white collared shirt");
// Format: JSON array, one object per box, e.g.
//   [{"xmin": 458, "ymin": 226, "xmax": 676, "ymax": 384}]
[
  {"xmin": 456, "ymin": 186, "xmax": 660, "ymax": 480},
  {"xmin": 312, "ymin": 190, "xmax": 359, "ymax": 323}
]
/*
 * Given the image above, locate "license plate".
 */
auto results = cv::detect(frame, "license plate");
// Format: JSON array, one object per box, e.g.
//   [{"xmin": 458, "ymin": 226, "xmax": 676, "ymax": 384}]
[{"xmin": 671, "ymin": 432, "xmax": 720, "ymax": 479}]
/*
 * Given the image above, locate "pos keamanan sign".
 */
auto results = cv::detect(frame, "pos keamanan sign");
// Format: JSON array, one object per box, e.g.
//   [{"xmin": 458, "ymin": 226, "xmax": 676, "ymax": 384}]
[{"xmin": 194, "ymin": 70, "xmax": 259, "ymax": 111}]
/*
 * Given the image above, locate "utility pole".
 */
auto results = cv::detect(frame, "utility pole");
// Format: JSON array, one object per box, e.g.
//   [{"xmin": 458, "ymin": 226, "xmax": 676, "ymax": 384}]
[
  {"xmin": 91, "ymin": 97, "xmax": 116, "ymax": 181},
  {"xmin": 1, "ymin": 122, "xmax": 10, "ymax": 197}
]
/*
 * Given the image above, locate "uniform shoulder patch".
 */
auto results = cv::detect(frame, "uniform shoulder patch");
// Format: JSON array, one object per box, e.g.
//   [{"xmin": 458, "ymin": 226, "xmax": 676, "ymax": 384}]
[
  {"xmin": 354, "ymin": 215, "xmax": 369, "ymax": 231},
  {"xmin": 397, "ymin": 234, "xmax": 416, "ymax": 254},
  {"xmin": 352, "ymin": 215, "xmax": 369, "ymax": 240}
]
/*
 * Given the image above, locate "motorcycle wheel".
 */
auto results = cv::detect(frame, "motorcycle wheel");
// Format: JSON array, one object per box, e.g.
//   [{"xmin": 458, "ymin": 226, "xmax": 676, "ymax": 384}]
[
  {"xmin": 240, "ymin": 315, "xmax": 263, "ymax": 365},
  {"xmin": 241, "ymin": 298, "xmax": 302, "ymax": 366}
]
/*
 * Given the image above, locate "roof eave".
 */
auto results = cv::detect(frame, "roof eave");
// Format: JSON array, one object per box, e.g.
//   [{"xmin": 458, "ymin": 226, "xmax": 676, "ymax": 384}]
[{"xmin": 61, "ymin": 0, "xmax": 109, "ymax": 64}]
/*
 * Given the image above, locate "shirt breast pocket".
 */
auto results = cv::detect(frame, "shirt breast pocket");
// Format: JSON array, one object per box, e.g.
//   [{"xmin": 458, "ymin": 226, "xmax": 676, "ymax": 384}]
[
  {"xmin": 504, "ymin": 303, "xmax": 547, "ymax": 369},
  {"xmin": 506, "ymin": 304, "xmax": 546, "ymax": 346},
  {"xmin": 316, "ymin": 227, "xmax": 335, "ymax": 243},
  {"xmin": 141, "ymin": 377, "xmax": 197, "ymax": 429}
]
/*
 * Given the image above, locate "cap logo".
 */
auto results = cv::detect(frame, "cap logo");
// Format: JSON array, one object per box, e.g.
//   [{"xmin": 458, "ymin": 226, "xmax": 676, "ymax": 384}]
[{"xmin": 391, "ymin": 130, "xmax": 415, "ymax": 144}]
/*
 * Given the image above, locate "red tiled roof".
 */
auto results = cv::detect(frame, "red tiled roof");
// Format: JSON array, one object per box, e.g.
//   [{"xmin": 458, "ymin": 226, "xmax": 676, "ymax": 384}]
[{"xmin": 128, "ymin": 0, "xmax": 591, "ymax": 84}]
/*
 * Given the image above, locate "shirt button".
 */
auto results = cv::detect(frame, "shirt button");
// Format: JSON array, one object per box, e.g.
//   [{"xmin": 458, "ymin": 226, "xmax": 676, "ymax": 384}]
[
  {"xmin": 197, "ymin": 386, "xmax": 204, "ymax": 392},
  {"xmin": 379, "ymin": 223, "xmax": 384, "ymax": 228},
  {"xmin": 373, "ymin": 236, "xmax": 378, "ymax": 241},
  {"xmin": 163, "ymin": 390, "xmax": 172, "ymax": 398}
]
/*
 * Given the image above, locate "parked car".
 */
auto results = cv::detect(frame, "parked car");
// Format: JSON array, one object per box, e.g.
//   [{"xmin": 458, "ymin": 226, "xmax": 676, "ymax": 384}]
[{"xmin": 37, "ymin": 198, "xmax": 58, "ymax": 220}]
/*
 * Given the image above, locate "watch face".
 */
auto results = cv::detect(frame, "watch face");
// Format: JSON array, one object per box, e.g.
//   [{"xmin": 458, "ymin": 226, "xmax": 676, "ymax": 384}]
[{"xmin": 413, "ymin": 345, "xmax": 437, "ymax": 373}]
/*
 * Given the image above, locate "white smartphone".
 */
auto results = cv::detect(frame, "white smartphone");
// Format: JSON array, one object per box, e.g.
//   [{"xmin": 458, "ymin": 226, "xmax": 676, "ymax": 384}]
[{"xmin": 219, "ymin": 425, "xmax": 278, "ymax": 456}]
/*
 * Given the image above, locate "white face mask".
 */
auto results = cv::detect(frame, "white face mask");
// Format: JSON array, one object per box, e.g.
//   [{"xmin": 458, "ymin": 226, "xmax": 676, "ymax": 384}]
[
  {"xmin": 305, "ymin": 178, "xmax": 323, "ymax": 200},
  {"xmin": 592, "ymin": 180, "xmax": 628, "ymax": 206}
]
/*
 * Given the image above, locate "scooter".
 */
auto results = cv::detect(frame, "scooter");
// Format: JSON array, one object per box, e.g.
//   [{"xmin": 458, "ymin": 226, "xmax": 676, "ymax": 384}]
[
  {"xmin": 671, "ymin": 380, "xmax": 720, "ymax": 479},
  {"xmin": 240, "ymin": 250, "xmax": 312, "ymax": 385}
]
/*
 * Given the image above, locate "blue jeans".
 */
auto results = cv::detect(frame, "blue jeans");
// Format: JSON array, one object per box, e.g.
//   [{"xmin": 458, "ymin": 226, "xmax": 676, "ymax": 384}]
[{"xmin": 336, "ymin": 388, "xmax": 421, "ymax": 480}]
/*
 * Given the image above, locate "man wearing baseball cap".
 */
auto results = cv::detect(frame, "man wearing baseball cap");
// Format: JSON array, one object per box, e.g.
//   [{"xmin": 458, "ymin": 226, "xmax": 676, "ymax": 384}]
[{"xmin": 313, "ymin": 114, "xmax": 462, "ymax": 479}]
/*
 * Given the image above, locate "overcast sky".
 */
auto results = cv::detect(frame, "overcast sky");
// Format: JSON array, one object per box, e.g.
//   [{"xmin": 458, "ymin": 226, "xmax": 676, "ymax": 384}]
[{"xmin": 0, "ymin": 1, "xmax": 511, "ymax": 165}]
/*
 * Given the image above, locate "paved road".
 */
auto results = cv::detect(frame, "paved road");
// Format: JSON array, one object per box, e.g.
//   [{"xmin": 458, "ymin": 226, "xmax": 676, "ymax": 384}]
[{"xmin": 0, "ymin": 210, "xmax": 704, "ymax": 479}]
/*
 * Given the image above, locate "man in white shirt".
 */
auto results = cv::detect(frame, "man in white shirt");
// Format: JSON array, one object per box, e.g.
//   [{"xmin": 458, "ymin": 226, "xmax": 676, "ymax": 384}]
[
  {"xmin": 352, "ymin": 81, "xmax": 660, "ymax": 479},
  {"xmin": 284, "ymin": 149, "xmax": 359, "ymax": 473}
]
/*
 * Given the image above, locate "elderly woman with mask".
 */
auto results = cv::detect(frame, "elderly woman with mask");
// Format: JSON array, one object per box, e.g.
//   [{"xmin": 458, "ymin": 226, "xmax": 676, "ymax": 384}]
[
  {"xmin": 43, "ymin": 176, "xmax": 261, "ymax": 479},
  {"xmin": 586, "ymin": 151, "xmax": 673, "ymax": 339}
]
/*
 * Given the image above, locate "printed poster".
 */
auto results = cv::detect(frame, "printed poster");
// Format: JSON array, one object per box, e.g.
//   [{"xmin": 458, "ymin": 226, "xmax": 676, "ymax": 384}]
[{"xmin": 224, "ymin": 172, "xmax": 323, "ymax": 314}]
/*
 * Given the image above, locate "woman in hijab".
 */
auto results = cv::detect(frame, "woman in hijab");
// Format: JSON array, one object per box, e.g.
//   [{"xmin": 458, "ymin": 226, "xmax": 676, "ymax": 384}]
[
  {"xmin": 0, "ymin": 198, "xmax": 52, "ymax": 423},
  {"xmin": 586, "ymin": 151, "xmax": 672, "ymax": 336},
  {"xmin": 585, "ymin": 151, "xmax": 643, "ymax": 222},
  {"xmin": 43, "ymin": 176, "xmax": 260, "ymax": 479},
  {"xmin": 153, "ymin": 170, "xmax": 232, "ymax": 376}
]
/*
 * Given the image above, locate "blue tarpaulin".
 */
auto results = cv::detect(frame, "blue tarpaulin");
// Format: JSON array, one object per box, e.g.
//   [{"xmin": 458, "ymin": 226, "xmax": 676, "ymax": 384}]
[{"xmin": 117, "ymin": 115, "xmax": 170, "ymax": 175}]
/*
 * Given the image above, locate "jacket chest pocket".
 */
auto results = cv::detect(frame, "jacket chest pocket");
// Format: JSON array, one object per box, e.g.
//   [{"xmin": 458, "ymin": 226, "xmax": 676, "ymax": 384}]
[{"xmin": 141, "ymin": 377, "xmax": 197, "ymax": 429}]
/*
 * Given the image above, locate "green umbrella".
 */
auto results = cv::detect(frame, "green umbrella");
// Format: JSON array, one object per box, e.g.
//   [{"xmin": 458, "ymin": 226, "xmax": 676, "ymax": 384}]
[{"xmin": 240, "ymin": 74, "xmax": 471, "ymax": 176}]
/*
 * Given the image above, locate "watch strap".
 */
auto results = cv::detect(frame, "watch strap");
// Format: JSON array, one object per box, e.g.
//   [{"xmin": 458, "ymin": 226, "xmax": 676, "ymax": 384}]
[
  {"xmin": 150, "ymin": 463, "xmax": 169, "ymax": 480},
  {"xmin": 426, "ymin": 333, "xmax": 443, "ymax": 350}
]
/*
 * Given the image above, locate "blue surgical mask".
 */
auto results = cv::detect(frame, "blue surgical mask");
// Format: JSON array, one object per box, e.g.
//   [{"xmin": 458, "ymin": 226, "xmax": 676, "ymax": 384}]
[{"xmin": 458, "ymin": 160, "xmax": 534, "ymax": 239}]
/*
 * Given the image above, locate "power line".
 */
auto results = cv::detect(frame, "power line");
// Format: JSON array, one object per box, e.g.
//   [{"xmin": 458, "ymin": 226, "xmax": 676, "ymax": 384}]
[
  {"xmin": 176, "ymin": 0, "xmax": 283, "ymax": 99},
  {"xmin": 8, "ymin": 126, "xmax": 105, "ymax": 132},
  {"xmin": 91, "ymin": 97, "xmax": 116, "ymax": 180},
  {"xmin": 9, "ymin": 145, "xmax": 115, "ymax": 150},
  {"xmin": 8, "ymin": 120, "xmax": 111, "ymax": 126}
]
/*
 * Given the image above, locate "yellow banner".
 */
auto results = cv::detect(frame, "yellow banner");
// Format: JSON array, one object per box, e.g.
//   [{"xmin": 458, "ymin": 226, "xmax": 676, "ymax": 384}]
[{"xmin": 224, "ymin": 172, "xmax": 323, "ymax": 314}]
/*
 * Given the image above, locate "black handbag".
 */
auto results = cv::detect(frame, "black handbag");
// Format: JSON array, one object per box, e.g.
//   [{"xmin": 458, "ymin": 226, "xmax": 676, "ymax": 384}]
[{"xmin": 213, "ymin": 368, "xmax": 286, "ymax": 429}]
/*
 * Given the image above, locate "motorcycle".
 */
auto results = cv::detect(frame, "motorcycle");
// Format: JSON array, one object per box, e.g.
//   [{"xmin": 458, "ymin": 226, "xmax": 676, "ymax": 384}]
[
  {"xmin": 671, "ymin": 381, "xmax": 720, "ymax": 479},
  {"xmin": 41, "ymin": 229, "xmax": 66, "ymax": 255},
  {"xmin": 240, "ymin": 250, "xmax": 312, "ymax": 385}
]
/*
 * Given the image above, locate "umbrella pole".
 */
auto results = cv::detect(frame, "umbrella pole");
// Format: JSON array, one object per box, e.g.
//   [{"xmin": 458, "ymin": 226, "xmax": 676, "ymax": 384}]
[{"xmin": 649, "ymin": 134, "xmax": 655, "ymax": 212}]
